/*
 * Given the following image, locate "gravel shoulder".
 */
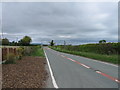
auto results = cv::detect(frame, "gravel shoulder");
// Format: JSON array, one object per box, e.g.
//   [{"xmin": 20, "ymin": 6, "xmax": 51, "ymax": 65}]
[{"xmin": 2, "ymin": 56, "xmax": 48, "ymax": 88}]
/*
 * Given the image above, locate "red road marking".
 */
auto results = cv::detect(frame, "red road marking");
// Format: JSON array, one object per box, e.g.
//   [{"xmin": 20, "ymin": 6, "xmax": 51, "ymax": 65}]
[
  {"xmin": 60, "ymin": 54, "xmax": 120, "ymax": 83},
  {"xmin": 67, "ymin": 58, "xmax": 76, "ymax": 62},
  {"xmin": 96, "ymin": 71, "xmax": 120, "ymax": 83},
  {"xmin": 61, "ymin": 55, "xmax": 90, "ymax": 69}
]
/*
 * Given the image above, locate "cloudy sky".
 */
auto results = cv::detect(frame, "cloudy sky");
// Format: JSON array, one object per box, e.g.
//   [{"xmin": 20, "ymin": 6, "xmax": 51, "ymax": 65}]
[{"xmin": 1, "ymin": 2, "xmax": 118, "ymax": 45}]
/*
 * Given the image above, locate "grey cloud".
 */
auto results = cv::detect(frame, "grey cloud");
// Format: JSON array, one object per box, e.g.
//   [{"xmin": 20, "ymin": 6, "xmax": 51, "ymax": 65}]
[{"xmin": 1, "ymin": 2, "xmax": 118, "ymax": 44}]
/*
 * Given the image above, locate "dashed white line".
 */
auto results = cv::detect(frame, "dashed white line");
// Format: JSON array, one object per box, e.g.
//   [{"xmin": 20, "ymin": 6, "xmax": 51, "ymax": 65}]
[
  {"xmin": 47, "ymin": 48, "xmax": 120, "ymax": 83},
  {"xmin": 69, "ymin": 54, "xmax": 118, "ymax": 67},
  {"xmin": 58, "ymin": 50, "xmax": 118, "ymax": 67},
  {"xmin": 61, "ymin": 55, "xmax": 91, "ymax": 69},
  {"xmin": 96, "ymin": 71, "xmax": 102, "ymax": 74},
  {"xmin": 81, "ymin": 64, "xmax": 90, "ymax": 69},
  {"xmin": 61, "ymin": 55, "xmax": 65, "ymax": 57},
  {"xmin": 67, "ymin": 58, "xmax": 76, "ymax": 62},
  {"xmin": 44, "ymin": 49, "xmax": 59, "ymax": 89},
  {"xmin": 115, "ymin": 79, "xmax": 120, "ymax": 83}
]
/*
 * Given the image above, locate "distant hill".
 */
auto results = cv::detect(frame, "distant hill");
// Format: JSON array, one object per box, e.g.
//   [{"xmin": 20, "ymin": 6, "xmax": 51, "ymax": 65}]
[
  {"xmin": 31, "ymin": 43, "xmax": 49, "ymax": 46},
  {"xmin": 31, "ymin": 43, "xmax": 42, "ymax": 45}
]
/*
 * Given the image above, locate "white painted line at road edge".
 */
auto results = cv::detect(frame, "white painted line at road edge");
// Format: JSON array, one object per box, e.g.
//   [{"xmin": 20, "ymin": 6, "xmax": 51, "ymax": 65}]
[{"xmin": 43, "ymin": 49, "xmax": 59, "ymax": 89}]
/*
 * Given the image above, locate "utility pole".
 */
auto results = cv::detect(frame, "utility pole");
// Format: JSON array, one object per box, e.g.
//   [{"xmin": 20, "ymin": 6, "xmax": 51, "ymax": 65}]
[
  {"xmin": 64, "ymin": 40, "xmax": 66, "ymax": 46},
  {"xmin": 64, "ymin": 40, "xmax": 66, "ymax": 49}
]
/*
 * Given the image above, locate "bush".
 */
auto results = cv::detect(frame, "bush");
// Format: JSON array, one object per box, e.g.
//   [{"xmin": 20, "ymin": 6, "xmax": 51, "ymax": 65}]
[
  {"xmin": 17, "ymin": 47, "xmax": 25, "ymax": 60},
  {"xmin": 4, "ymin": 53, "xmax": 17, "ymax": 64}
]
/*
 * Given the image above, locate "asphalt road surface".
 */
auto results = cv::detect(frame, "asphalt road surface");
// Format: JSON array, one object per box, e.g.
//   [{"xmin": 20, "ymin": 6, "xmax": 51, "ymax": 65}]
[{"xmin": 44, "ymin": 47, "xmax": 119, "ymax": 88}]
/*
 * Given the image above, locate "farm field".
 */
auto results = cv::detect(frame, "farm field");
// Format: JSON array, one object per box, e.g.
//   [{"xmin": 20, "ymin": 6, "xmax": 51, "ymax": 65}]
[{"xmin": 50, "ymin": 43, "xmax": 119, "ymax": 64}]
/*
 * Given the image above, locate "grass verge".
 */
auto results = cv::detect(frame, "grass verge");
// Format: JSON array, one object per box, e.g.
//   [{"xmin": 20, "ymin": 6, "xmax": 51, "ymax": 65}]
[
  {"xmin": 50, "ymin": 47, "xmax": 118, "ymax": 64},
  {"xmin": 3, "ymin": 46, "xmax": 45, "ymax": 64},
  {"xmin": 30, "ymin": 47, "xmax": 45, "ymax": 57}
]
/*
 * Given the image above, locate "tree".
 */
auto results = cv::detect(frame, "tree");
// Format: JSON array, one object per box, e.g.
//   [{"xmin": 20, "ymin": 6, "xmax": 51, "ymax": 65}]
[
  {"xmin": 19, "ymin": 36, "xmax": 32, "ymax": 46},
  {"xmin": 2, "ymin": 38, "xmax": 9, "ymax": 45},
  {"xmin": 10, "ymin": 41, "xmax": 17, "ymax": 46},
  {"xmin": 99, "ymin": 40, "xmax": 106, "ymax": 43},
  {"xmin": 50, "ymin": 40, "xmax": 55, "ymax": 46}
]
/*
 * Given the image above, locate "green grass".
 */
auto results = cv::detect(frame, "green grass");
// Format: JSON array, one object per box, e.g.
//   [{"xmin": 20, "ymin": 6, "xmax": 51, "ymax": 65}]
[
  {"xmin": 3, "ymin": 46, "xmax": 45, "ymax": 64},
  {"xmin": 30, "ymin": 48, "xmax": 45, "ymax": 57},
  {"xmin": 50, "ymin": 47, "xmax": 118, "ymax": 64}
]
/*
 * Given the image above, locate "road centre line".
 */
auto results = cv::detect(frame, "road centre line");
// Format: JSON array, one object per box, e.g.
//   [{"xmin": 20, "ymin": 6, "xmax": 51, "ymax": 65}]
[
  {"xmin": 47, "ymin": 48, "xmax": 120, "ymax": 84},
  {"xmin": 59, "ymin": 54, "xmax": 120, "ymax": 83}
]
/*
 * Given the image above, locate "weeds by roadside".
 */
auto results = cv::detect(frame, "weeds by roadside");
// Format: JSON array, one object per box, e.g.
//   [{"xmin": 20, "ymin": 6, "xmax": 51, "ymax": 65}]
[
  {"xmin": 29, "ymin": 46, "xmax": 45, "ymax": 57},
  {"xmin": 3, "ymin": 53, "xmax": 17, "ymax": 64},
  {"xmin": 2, "ymin": 46, "xmax": 45, "ymax": 64}
]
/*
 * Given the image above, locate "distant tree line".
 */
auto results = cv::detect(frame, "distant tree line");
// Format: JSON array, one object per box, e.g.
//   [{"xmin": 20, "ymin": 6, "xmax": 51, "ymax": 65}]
[
  {"xmin": 2, "ymin": 36, "xmax": 32, "ymax": 46},
  {"xmin": 49, "ymin": 39, "xmax": 107, "ymax": 46}
]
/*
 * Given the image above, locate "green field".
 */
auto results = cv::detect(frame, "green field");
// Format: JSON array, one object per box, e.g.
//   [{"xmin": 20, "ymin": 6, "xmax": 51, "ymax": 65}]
[{"xmin": 50, "ymin": 43, "xmax": 119, "ymax": 64}]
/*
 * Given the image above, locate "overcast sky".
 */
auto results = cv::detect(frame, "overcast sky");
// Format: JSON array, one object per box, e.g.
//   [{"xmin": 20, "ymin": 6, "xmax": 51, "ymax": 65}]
[{"xmin": 1, "ymin": 2, "xmax": 118, "ymax": 45}]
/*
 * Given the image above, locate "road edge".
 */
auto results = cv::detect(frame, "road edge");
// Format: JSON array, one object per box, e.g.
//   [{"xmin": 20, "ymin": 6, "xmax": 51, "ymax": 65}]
[{"xmin": 43, "ymin": 48, "xmax": 59, "ymax": 89}]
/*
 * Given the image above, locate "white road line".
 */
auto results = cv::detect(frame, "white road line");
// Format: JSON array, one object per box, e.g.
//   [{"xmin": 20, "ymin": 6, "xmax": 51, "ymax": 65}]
[
  {"xmin": 96, "ymin": 71, "xmax": 102, "ymax": 74},
  {"xmin": 60, "ymin": 54, "xmax": 91, "ymax": 69},
  {"xmin": 43, "ymin": 49, "xmax": 59, "ymax": 89},
  {"xmin": 115, "ymin": 79, "xmax": 120, "ymax": 83},
  {"xmin": 63, "ymin": 53, "xmax": 118, "ymax": 67},
  {"xmin": 81, "ymin": 64, "xmax": 90, "ymax": 69},
  {"xmin": 67, "ymin": 58, "xmax": 75, "ymax": 62},
  {"xmin": 61, "ymin": 55, "xmax": 65, "ymax": 57},
  {"xmin": 50, "ymin": 48, "xmax": 118, "ymax": 67}
]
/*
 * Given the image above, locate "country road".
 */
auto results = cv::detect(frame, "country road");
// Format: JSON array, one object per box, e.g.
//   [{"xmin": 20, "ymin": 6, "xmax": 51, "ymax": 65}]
[{"xmin": 44, "ymin": 47, "xmax": 119, "ymax": 88}]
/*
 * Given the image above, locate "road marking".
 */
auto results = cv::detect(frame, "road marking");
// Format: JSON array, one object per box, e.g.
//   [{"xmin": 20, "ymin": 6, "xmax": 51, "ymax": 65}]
[
  {"xmin": 55, "ymin": 49, "xmax": 118, "ymax": 67},
  {"xmin": 60, "ymin": 54, "xmax": 120, "ymax": 83},
  {"xmin": 61, "ymin": 54, "xmax": 91, "ymax": 69},
  {"xmin": 48, "ymin": 48, "xmax": 120, "ymax": 83},
  {"xmin": 61, "ymin": 55, "xmax": 65, "ymax": 57},
  {"xmin": 44, "ymin": 49, "xmax": 59, "ymax": 89},
  {"xmin": 81, "ymin": 64, "xmax": 90, "ymax": 69},
  {"xmin": 115, "ymin": 79, "xmax": 120, "ymax": 83},
  {"xmin": 66, "ymin": 58, "xmax": 75, "ymax": 62},
  {"xmin": 67, "ymin": 54, "xmax": 118, "ymax": 67},
  {"xmin": 96, "ymin": 71, "xmax": 101, "ymax": 74},
  {"xmin": 96, "ymin": 71, "xmax": 120, "ymax": 83}
]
